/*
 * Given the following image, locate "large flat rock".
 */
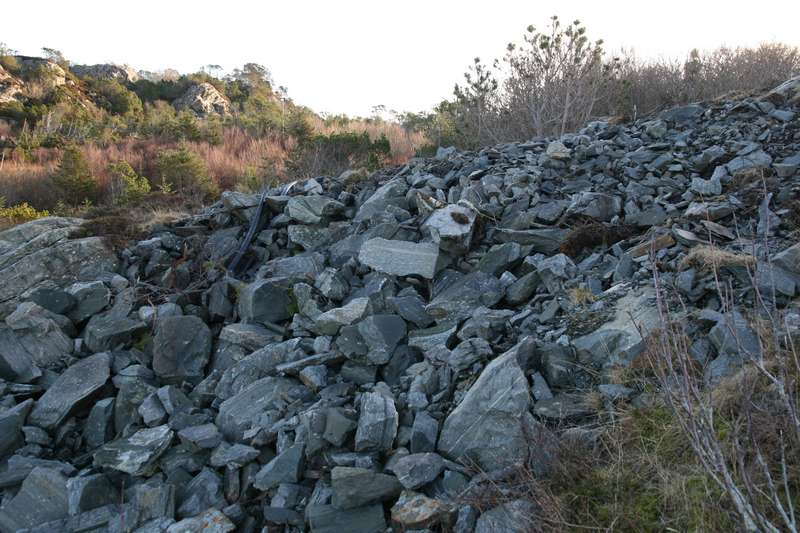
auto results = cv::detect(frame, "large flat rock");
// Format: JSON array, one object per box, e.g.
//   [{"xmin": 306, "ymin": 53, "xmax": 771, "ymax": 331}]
[
  {"xmin": 0, "ymin": 218, "xmax": 118, "ymax": 318},
  {"xmin": 358, "ymin": 238, "xmax": 439, "ymax": 279}
]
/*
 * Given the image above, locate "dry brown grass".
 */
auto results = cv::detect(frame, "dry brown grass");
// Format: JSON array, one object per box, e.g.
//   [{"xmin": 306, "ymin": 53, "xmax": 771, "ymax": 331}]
[
  {"xmin": 69, "ymin": 193, "xmax": 196, "ymax": 252},
  {"xmin": 0, "ymin": 128, "xmax": 294, "ymax": 209},
  {"xmin": 679, "ymin": 244, "xmax": 756, "ymax": 272},
  {"xmin": 0, "ymin": 121, "xmax": 424, "ymax": 210},
  {"xmin": 567, "ymin": 286, "xmax": 596, "ymax": 307}
]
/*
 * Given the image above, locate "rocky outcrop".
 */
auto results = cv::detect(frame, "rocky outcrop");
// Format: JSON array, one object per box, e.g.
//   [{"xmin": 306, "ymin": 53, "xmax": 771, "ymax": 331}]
[
  {"xmin": 71, "ymin": 63, "xmax": 139, "ymax": 83},
  {"xmin": 14, "ymin": 56, "xmax": 67, "ymax": 88},
  {"xmin": 1, "ymin": 77, "xmax": 799, "ymax": 531},
  {"xmin": 173, "ymin": 82, "xmax": 231, "ymax": 117},
  {"xmin": 0, "ymin": 64, "xmax": 23, "ymax": 104}
]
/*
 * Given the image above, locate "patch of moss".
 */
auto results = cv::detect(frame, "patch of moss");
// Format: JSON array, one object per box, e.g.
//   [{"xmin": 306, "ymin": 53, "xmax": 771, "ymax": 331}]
[{"xmin": 132, "ymin": 331, "xmax": 153, "ymax": 352}]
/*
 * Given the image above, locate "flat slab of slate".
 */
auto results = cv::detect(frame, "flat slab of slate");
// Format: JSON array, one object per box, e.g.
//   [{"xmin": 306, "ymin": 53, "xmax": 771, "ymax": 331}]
[
  {"xmin": 358, "ymin": 238, "xmax": 439, "ymax": 279},
  {"xmin": 28, "ymin": 352, "xmax": 112, "ymax": 430}
]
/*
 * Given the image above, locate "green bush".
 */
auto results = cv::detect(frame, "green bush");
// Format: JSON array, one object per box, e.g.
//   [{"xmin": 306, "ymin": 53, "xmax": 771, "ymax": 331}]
[
  {"xmin": 156, "ymin": 145, "xmax": 217, "ymax": 199},
  {"xmin": 52, "ymin": 144, "xmax": 98, "ymax": 205},
  {"xmin": 0, "ymin": 201, "xmax": 50, "ymax": 224},
  {"xmin": 108, "ymin": 160, "xmax": 150, "ymax": 205},
  {"xmin": 89, "ymin": 79, "xmax": 143, "ymax": 116},
  {"xmin": 133, "ymin": 78, "xmax": 191, "ymax": 103}
]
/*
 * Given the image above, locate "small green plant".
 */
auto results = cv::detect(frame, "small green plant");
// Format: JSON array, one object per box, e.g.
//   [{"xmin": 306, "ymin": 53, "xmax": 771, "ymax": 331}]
[
  {"xmin": 52, "ymin": 144, "xmax": 98, "ymax": 206},
  {"xmin": 107, "ymin": 160, "xmax": 151, "ymax": 205},
  {"xmin": 156, "ymin": 176, "xmax": 174, "ymax": 195}
]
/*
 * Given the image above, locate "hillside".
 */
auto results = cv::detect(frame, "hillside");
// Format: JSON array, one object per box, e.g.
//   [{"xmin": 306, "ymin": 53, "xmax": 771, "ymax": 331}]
[
  {"xmin": 0, "ymin": 71, "xmax": 798, "ymax": 531},
  {"xmin": 0, "ymin": 53, "xmax": 426, "ymax": 213}
]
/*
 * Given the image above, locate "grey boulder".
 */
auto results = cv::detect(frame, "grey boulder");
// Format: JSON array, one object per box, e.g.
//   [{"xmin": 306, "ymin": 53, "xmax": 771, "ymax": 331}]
[
  {"xmin": 153, "ymin": 315, "xmax": 212, "ymax": 382},
  {"xmin": 438, "ymin": 344, "xmax": 534, "ymax": 471}
]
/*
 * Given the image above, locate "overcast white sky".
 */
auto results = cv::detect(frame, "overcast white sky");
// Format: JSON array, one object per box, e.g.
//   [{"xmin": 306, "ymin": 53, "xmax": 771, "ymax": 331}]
[{"xmin": 3, "ymin": 0, "xmax": 799, "ymax": 116}]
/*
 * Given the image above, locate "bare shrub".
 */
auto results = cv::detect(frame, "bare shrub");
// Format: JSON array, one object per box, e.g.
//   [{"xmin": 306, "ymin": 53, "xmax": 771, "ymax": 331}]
[
  {"xmin": 648, "ymin": 244, "xmax": 800, "ymax": 532},
  {"xmin": 425, "ymin": 18, "xmax": 800, "ymax": 147}
]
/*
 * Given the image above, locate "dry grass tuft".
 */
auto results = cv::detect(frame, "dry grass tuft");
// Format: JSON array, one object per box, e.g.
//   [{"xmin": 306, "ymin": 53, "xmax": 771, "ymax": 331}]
[
  {"xmin": 69, "ymin": 193, "xmax": 196, "ymax": 252},
  {"xmin": 567, "ymin": 286, "xmax": 596, "ymax": 307},
  {"xmin": 679, "ymin": 244, "xmax": 756, "ymax": 272}
]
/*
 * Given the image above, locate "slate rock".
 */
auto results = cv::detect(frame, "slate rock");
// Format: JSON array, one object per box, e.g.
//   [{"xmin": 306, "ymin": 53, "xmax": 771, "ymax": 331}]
[
  {"xmin": 84, "ymin": 397, "xmax": 115, "ymax": 449},
  {"xmin": 331, "ymin": 466, "xmax": 402, "ymax": 509},
  {"xmin": 567, "ymin": 192, "xmax": 622, "ymax": 221},
  {"xmin": 254, "ymin": 443, "xmax": 305, "ymax": 490},
  {"xmin": 0, "ymin": 399, "xmax": 33, "ymax": 459},
  {"xmin": 323, "ymin": 408, "xmax": 357, "ymax": 447},
  {"xmin": 355, "ymin": 390, "xmax": 399, "ymax": 453},
  {"xmin": 166, "ymin": 508, "xmax": 235, "ymax": 533},
  {"xmin": 209, "ymin": 442, "xmax": 259, "ymax": 468},
  {"xmin": 421, "ymin": 204, "xmax": 477, "ymax": 255},
  {"xmin": 390, "ymin": 490, "xmax": 451, "ymax": 530},
  {"xmin": 0, "ymin": 326, "xmax": 43, "ymax": 383},
  {"xmin": 0, "ymin": 218, "xmax": 118, "ymax": 319},
  {"xmin": 28, "ymin": 352, "xmax": 111, "ymax": 430},
  {"xmin": 287, "ymin": 195, "xmax": 345, "ymax": 224},
  {"xmin": 84, "ymin": 313, "xmax": 146, "ymax": 353},
  {"xmin": 153, "ymin": 315, "xmax": 212, "ymax": 382},
  {"xmin": 357, "ymin": 314, "xmax": 407, "ymax": 365},
  {"xmin": 408, "ymin": 322, "xmax": 457, "ymax": 353},
  {"xmin": 475, "ymin": 499, "xmax": 538, "ymax": 533},
  {"xmin": 66, "ymin": 281, "xmax": 110, "ymax": 322},
  {"xmin": 176, "ymin": 468, "xmax": 225, "ymax": 519},
  {"xmin": 306, "ymin": 503, "xmax": 386, "ymax": 533},
  {"xmin": 426, "ymin": 272, "xmax": 504, "ymax": 321},
  {"xmin": 392, "ymin": 453, "xmax": 445, "ymax": 489},
  {"xmin": 178, "ymin": 423, "xmax": 222, "ymax": 449},
  {"xmin": 66, "ymin": 473, "xmax": 118, "ymax": 516},
  {"xmin": 0, "ymin": 467, "xmax": 69, "ymax": 532},
  {"xmin": 313, "ymin": 298, "xmax": 371, "ymax": 335},
  {"xmin": 354, "ymin": 177, "xmax": 409, "ymax": 222},
  {"xmin": 237, "ymin": 278, "xmax": 294, "ymax": 324},
  {"xmin": 3, "ymin": 301, "xmax": 73, "ymax": 369},
  {"xmin": 410, "ymin": 411, "xmax": 439, "ymax": 453},
  {"xmin": 93, "ymin": 424, "xmax": 173, "ymax": 476},
  {"xmin": 27, "ymin": 287, "xmax": 75, "ymax": 315},
  {"xmin": 438, "ymin": 343, "xmax": 534, "ymax": 471},
  {"xmin": 359, "ymin": 238, "xmax": 440, "ymax": 279},
  {"xmin": 216, "ymin": 376, "xmax": 307, "ymax": 440}
]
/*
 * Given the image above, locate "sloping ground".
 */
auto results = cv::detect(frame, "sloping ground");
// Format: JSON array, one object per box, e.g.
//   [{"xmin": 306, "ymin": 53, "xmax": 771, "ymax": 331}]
[{"xmin": 0, "ymin": 76, "xmax": 798, "ymax": 532}]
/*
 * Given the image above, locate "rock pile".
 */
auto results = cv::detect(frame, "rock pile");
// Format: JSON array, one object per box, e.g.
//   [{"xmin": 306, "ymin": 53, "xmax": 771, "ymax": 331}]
[{"xmin": 1, "ymin": 76, "xmax": 800, "ymax": 532}]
